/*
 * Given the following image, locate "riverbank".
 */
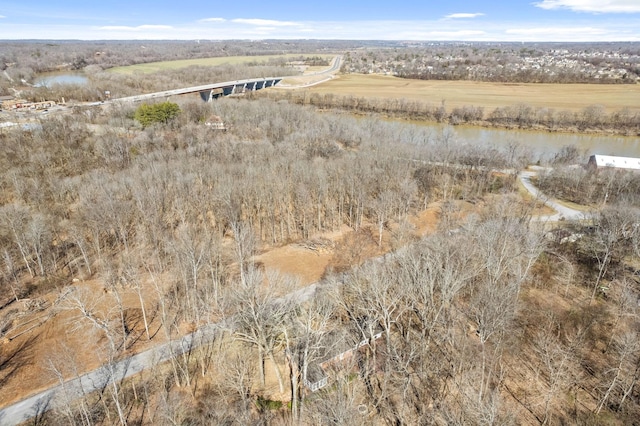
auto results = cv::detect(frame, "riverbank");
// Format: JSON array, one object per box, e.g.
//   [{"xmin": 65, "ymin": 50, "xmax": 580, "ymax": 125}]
[{"xmin": 261, "ymin": 86, "xmax": 640, "ymax": 137}]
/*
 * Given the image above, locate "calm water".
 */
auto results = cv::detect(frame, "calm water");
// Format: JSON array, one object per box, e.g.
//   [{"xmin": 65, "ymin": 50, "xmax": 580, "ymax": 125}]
[
  {"xmin": 407, "ymin": 122, "xmax": 640, "ymax": 161},
  {"xmin": 453, "ymin": 125, "xmax": 640, "ymax": 159},
  {"xmin": 34, "ymin": 72, "xmax": 89, "ymax": 87}
]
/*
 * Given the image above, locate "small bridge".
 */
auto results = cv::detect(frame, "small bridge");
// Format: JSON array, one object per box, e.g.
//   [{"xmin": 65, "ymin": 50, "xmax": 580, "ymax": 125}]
[{"xmin": 112, "ymin": 77, "xmax": 282, "ymax": 103}]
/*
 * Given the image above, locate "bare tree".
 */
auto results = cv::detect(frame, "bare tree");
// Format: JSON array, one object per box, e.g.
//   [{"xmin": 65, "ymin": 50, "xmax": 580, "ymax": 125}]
[
  {"xmin": 532, "ymin": 314, "xmax": 582, "ymax": 424},
  {"xmin": 596, "ymin": 331, "xmax": 640, "ymax": 414},
  {"xmin": 579, "ymin": 205, "xmax": 639, "ymax": 302},
  {"xmin": 60, "ymin": 287, "xmax": 127, "ymax": 425},
  {"xmin": 282, "ymin": 291, "xmax": 335, "ymax": 419},
  {"xmin": 231, "ymin": 266, "xmax": 295, "ymax": 393}
]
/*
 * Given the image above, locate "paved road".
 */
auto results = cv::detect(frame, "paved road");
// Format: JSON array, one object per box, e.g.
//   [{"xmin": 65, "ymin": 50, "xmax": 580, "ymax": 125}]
[
  {"xmin": 0, "ymin": 325, "xmax": 216, "ymax": 425},
  {"xmin": 518, "ymin": 166, "xmax": 592, "ymax": 222},
  {"xmin": 110, "ymin": 55, "xmax": 342, "ymax": 103},
  {"xmin": 1, "ymin": 60, "xmax": 338, "ymax": 425},
  {"xmin": 400, "ymin": 158, "xmax": 592, "ymax": 223},
  {"xmin": 275, "ymin": 55, "xmax": 342, "ymax": 89},
  {"xmin": 0, "ymin": 284, "xmax": 319, "ymax": 425},
  {"xmin": 0, "ymin": 161, "xmax": 587, "ymax": 425}
]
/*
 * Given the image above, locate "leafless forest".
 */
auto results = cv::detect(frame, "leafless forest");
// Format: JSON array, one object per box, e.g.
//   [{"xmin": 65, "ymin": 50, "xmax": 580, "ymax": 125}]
[{"xmin": 0, "ymin": 41, "xmax": 640, "ymax": 425}]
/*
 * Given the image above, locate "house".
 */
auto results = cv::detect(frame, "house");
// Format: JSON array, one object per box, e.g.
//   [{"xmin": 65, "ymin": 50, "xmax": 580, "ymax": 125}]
[
  {"xmin": 587, "ymin": 154, "xmax": 640, "ymax": 171},
  {"xmin": 303, "ymin": 326, "xmax": 384, "ymax": 392},
  {"xmin": 205, "ymin": 114, "xmax": 226, "ymax": 130}
]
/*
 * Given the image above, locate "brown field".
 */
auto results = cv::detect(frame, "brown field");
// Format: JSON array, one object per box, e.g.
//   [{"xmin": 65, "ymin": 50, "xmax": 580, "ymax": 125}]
[
  {"xmin": 304, "ymin": 74, "xmax": 640, "ymax": 112},
  {"xmin": 108, "ymin": 54, "xmax": 334, "ymax": 74}
]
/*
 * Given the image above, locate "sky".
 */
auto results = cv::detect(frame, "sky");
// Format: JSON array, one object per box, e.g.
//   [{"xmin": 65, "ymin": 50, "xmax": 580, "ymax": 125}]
[{"xmin": 0, "ymin": 0, "xmax": 639, "ymax": 41}]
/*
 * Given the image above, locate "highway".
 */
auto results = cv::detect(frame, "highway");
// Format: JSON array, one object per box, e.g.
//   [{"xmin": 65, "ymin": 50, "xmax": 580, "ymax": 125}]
[
  {"xmin": 109, "ymin": 55, "xmax": 342, "ymax": 103},
  {"xmin": 110, "ymin": 77, "xmax": 282, "ymax": 103},
  {"xmin": 276, "ymin": 55, "xmax": 342, "ymax": 89}
]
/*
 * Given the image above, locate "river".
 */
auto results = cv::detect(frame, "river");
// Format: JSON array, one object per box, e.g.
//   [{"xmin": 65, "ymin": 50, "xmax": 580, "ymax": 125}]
[
  {"xmin": 396, "ymin": 120, "xmax": 640, "ymax": 161},
  {"xmin": 452, "ymin": 125, "xmax": 640, "ymax": 159}
]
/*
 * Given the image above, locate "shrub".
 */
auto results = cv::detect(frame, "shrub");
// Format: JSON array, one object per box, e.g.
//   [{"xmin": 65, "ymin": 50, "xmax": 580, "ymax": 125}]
[{"xmin": 134, "ymin": 101, "xmax": 180, "ymax": 127}]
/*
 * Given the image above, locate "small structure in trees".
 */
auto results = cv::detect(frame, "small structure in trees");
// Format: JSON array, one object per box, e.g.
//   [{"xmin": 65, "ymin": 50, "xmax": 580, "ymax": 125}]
[
  {"xmin": 1, "ymin": 99, "xmax": 56, "ymax": 111},
  {"xmin": 303, "ymin": 327, "xmax": 383, "ymax": 392},
  {"xmin": 588, "ymin": 154, "xmax": 640, "ymax": 171},
  {"xmin": 204, "ymin": 114, "xmax": 226, "ymax": 130}
]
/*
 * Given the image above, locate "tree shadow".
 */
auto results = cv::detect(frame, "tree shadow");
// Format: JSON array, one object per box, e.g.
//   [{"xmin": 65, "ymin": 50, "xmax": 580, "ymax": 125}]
[
  {"xmin": 0, "ymin": 333, "xmax": 40, "ymax": 392},
  {"xmin": 30, "ymin": 393, "xmax": 53, "ymax": 426}
]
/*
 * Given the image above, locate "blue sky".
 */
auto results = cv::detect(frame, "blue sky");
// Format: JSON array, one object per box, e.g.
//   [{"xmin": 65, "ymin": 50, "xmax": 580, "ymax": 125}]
[{"xmin": 1, "ymin": 0, "xmax": 639, "ymax": 41}]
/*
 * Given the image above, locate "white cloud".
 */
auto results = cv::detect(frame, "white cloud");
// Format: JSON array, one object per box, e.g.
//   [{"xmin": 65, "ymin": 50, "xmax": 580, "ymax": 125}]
[
  {"xmin": 534, "ymin": 0, "xmax": 640, "ymax": 13},
  {"xmin": 0, "ymin": 15, "xmax": 5, "ymax": 18},
  {"xmin": 99, "ymin": 24, "xmax": 173, "ymax": 31},
  {"xmin": 399, "ymin": 29, "xmax": 486, "ymax": 39},
  {"xmin": 231, "ymin": 18, "xmax": 302, "ymax": 27},
  {"xmin": 506, "ymin": 26, "xmax": 607, "ymax": 35},
  {"xmin": 1, "ymin": 17, "xmax": 638, "ymax": 41},
  {"xmin": 444, "ymin": 13, "xmax": 485, "ymax": 19},
  {"xmin": 199, "ymin": 17, "xmax": 226, "ymax": 23},
  {"xmin": 430, "ymin": 30, "xmax": 486, "ymax": 37}
]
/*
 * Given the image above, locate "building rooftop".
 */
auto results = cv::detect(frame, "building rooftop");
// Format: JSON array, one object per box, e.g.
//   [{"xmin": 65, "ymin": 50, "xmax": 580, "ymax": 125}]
[{"xmin": 588, "ymin": 154, "xmax": 640, "ymax": 171}]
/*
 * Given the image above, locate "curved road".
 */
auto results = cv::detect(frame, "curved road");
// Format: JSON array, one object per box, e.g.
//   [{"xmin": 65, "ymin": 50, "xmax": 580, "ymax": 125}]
[
  {"xmin": 518, "ymin": 166, "xmax": 592, "ymax": 222},
  {"xmin": 0, "ymin": 163, "xmax": 586, "ymax": 423},
  {"xmin": 274, "ymin": 55, "xmax": 342, "ymax": 89}
]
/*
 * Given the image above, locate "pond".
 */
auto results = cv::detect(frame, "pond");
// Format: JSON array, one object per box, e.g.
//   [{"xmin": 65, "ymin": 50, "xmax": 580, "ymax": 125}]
[{"xmin": 34, "ymin": 72, "xmax": 89, "ymax": 87}]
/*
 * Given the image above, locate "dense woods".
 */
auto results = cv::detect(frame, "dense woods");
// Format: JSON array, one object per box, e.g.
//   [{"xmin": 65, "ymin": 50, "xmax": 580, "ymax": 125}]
[{"xmin": 0, "ymin": 94, "xmax": 639, "ymax": 425}]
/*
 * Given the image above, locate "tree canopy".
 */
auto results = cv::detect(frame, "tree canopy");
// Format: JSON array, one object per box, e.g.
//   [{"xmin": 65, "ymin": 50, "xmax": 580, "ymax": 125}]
[{"xmin": 134, "ymin": 101, "xmax": 181, "ymax": 127}]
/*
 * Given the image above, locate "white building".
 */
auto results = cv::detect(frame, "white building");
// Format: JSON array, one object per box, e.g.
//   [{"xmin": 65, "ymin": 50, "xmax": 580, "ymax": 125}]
[{"xmin": 588, "ymin": 154, "xmax": 640, "ymax": 171}]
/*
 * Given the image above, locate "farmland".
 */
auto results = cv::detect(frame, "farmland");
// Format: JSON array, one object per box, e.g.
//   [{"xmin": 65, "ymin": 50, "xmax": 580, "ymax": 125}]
[
  {"xmin": 303, "ymin": 73, "xmax": 640, "ymax": 112},
  {"xmin": 108, "ymin": 54, "xmax": 334, "ymax": 74}
]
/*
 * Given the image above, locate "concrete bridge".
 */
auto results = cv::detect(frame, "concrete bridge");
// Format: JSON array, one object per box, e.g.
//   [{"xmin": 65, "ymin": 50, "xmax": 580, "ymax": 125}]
[
  {"xmin": 112, "ymin": 77, "xmax": 282, "ymax": 103},
  {"xmin": 110, "ymin": 56, "xmax": 342, "ymax": 104}
]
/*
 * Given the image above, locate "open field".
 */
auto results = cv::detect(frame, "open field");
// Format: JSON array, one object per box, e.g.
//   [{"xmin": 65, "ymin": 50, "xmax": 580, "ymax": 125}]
[
  {"xmin": 108, "ymin": 54, "xmax": 334, "ymax": 74},
  {"xmin": 305, "ymin": 74, "xmax": 640, "ymax": 112}
]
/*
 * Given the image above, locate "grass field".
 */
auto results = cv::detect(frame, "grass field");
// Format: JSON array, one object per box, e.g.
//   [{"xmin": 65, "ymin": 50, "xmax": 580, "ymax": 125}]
[
  {"xmin": 304, "ymin": 74, "xmax": 640, "ymax": 112},
  {"xmin": 108, "ymin": 54, "xmax": 334, "ymax": 74}
]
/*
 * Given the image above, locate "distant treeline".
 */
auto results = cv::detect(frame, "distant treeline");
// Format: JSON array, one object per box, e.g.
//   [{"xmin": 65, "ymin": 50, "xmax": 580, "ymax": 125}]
[{"xmin": 255, "ymin": 90, "xmax": 640, "ymax": 136}]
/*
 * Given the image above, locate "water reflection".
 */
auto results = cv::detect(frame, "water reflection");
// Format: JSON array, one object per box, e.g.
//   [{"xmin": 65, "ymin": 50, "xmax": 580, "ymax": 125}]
[
  {"xmin": 435, "ymin": 124, "xmax": 640, "ymax": 160},
  {"xmin": 34, "ymin": 72, "xmax": 89, "ymax": 87}
]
